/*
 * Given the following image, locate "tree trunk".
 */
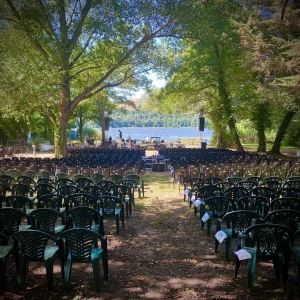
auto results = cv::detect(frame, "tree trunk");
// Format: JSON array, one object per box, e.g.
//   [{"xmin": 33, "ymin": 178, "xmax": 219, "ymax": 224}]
[
  {"xmin": 256, "ymin": 103, "xmax": 267, "ymax": 153},
  {"xmin": 215, "ymin": 44, "xmax": 244, "ymax": 152},
  {"xmin": 268, "ymin": 110, "xmax": 296, "ymax": 155},
  {"xmin": 79, "ymin": 115, "xmax": 84, "ymax": 143}
]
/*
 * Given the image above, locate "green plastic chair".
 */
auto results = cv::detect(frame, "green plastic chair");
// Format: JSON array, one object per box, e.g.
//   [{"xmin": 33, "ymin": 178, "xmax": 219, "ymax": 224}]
[
  {"xmin": 37, "ymin": 194, "xmax": 67, "ymax": 224},
  {"xmin": 0, "ymin": 232, "xmax": 13, "ymax": 290},
  {"xmin": 264, "ymin": 209, "xmax": 300, "ymax": 234},
  {"xmin": 37, "ymin": 170, "xmax": 54, "ymax": 180},
  {"xmin": 290, "ymin": 229, "xmax": 300, "ymax": 280},
  {"xmin": 0, "ymin": 183, "xmax": 11, "ymax": 196},
  {"xmin": 110, "ymin": 174, "xmax": 124, "ymax": 184},
  {"xmin": 98, "ymin": 195, "xmax": 125, "ymax": 235},
  {"xmin": 6, "ymin": 169, "xmax": 22, "ymax": 181},
  {"xmin": 200, "ymin": 196, "xmax": 232, "ymax": 237},
  {"xmin": 235, "ymin": 223, "xmax": 292, "ymax": 292},
  {"xmin": 59, "ymin": 228, "xmax": 108, "ymax": 294},
  {"xmin": 0, "ymin": 207, "xmax": 31, "ymax": 274},
  {"xmin": 215, "ymin": 210, "xmax": 260, "ymax": 261},
  {"xmin": 0, "ymin": 174, "xmax": 16, "ymax": 187},
  {"xmin": 126, "ymin": 174, "xmax": 145, "ymax": 198},
  {"xmin": 110, "ymin": 185, "xmax": 133, "ymax": 218},
  {"xmin": 90, "ymin": 173, "xmax": 105, "ymax": 185},
  {"xmin": 22, "ymin": 170, "xmax": 37, "ymax": 181},
  {"xmin": 71, "ymin": 174, "xmax": 86, "ymax": 181},
  {"xmin": 14, "ymin": 229, "xmax": 63, "ymax": 291},
  {"xmin": 66, "ymin": 206, "xmax": 100, "ymax": 232},
  {"xmin": 11, "ymin": 184, "xmax": 36, "ymax": 209}
]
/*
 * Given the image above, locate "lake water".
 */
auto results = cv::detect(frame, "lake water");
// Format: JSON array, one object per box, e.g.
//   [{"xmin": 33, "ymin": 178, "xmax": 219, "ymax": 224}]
[{"xmin": 105, "ymin": 127, "xmax": 213, "ymax": 142}]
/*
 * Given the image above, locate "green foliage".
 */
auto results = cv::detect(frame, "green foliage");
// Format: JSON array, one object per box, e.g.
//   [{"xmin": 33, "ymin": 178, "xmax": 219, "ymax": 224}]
[{"xmin": 110, "ymin": 111, "xmax": 199, "ymax": 128}]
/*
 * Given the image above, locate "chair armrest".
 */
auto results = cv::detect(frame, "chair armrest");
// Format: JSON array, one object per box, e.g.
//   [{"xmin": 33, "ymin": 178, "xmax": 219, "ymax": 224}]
[
  {"xmin": 216, "ymin": 218, "xmax": 222, "ymax": 232},
  {"xmin": 237, "ymin": 233, "xmax": 247, "ymax": 250}
]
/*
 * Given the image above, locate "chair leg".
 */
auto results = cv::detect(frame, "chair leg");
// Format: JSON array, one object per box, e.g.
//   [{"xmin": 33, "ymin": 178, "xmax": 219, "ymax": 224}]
[
  {"xmin": 272, "ymin": 258, "xmax": 281, "ymax": 281},
  {"xmin": 91, "ymin": 255, "xmax": 101, "ymax": 294},
  {"xmin": 101, "ymin": 241, "xmax": 108, "ymax": 281},
  {"xmin": 44, "ymin": 259, "xmax": 54, "ymax": 291},
  {"xmin": 115, "ymin": 215, "xmax": 120, "ymax": 235},
  {"xmin": 235, "ymin": 255, "xmax": 241, "ymax": 278},
  {"xmin": 206, "ymin": 219, "xmax": 212, "ymax": 236},
  {"xmin": 247, "ymin": 254, "xmax": 256, "ymax": 290},
  {"xmin": 225, "ymin": 237, "xmax": 232, "ymax": 261},
  {"xmin": 215, "ymin": 238, "xmax": 220, "ymax": 253},
  {"xmin": 64, "ymin": 254, "xmax": 72, "ymax": 290},
  {"xmin": 0, "ymin": 258, "xmax": 7, "ymax": 289}
]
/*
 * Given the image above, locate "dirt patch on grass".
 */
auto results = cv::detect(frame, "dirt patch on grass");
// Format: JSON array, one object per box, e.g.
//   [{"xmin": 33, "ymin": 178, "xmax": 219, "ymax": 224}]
[{"xmin": 2, "ymin": 172, "xmax": 300, "ymax": 300}]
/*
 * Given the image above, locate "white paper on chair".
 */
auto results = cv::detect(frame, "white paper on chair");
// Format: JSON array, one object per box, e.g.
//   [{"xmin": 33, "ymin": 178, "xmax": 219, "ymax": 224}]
[
  {"xmin": 215, "ymin": 230, "xmax": 227, "ymax": 243},
  {"xmin": 202, "ymin": 212, "xmax": 210, "ymax": 222},
  {"xmin": 235, "ymin": 249, "xmax": 251, "ymax": 260},
  {"xmin": 190, "ymin": 195, "xmax": 196, "ymax": 202},
  {"xmin": 184, "ymin": 189, "xmax": 190, "ymax": 195},
  {"xmin": 194, "ymin": 199, "xmax": 201, "ymax": 208}
]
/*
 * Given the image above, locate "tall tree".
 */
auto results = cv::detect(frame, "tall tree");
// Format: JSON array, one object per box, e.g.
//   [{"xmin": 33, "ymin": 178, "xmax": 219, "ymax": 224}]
[
  {"xmin": 146, "ymin": 0, "xmax": 254, "ymax": 150},
  {"xmin": 237, "ymin": 0, "xmax": 300, "ymax": 155},
  {"xmin": 0, "ymin": 0, "xmax": 192, "ymax": 157}
]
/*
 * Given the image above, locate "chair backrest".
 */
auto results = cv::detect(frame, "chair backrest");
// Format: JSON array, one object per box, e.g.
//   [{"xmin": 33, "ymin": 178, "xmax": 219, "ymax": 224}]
[
  {"xmin": 224, "ymin": 177, "xmax": 243, "ymax": 184},
  {"xmin": 236, "ymin": 180, "xmax": 258, "ymax": 191},
  {"xmin": 83, "ymin": 186, "xmax": 104, "ymax": 199},
  {"xmin": 118, "ymin": 179, "xmax": 136, "ymax": 188},
  {"xmin": 38, "ymin": 194, "xmax": 65, "ymax": 211},
  {"xmin": 11, "ymin": 184, "xmax": 35, "ymax": 197},
  {"xmin": 59, "ymin": 185, "xmax": 81, "ymax": 197},
  {"xmin": 72, "ymin": 174, "xmax": 87, "ymax": 181},
  {"xmin": 222, "ymin": 210, "xmax": 260, "ymax": 238},
  {"xmin": 237, "ymin": 195, "xmax": 269, "ymax": 218},
  {"xmin": 242, "ymin": 176, "xmax": 262, "ymax": 185},
  {"xmin": 35, "ymin": 183, "xmax": 57, "ymax": 198},
  {"xmin": 37, "ymin": 170, "xmax": 53, "ymax": 180},
  {"xmin": 22, "ymin": 170, "xmax": 37, "ymax": 180},
  {"xmin": 185, "ymin": 178, "xmax": 204, "ymax": 189},
  {"xmin": 0, "ymin": 207, "xmax": 28, "ymax": 236},
  {"xmin": 30, "ymin": 208, "xmax": 62, "ymax": 235},
  {"xmin": 197, "ymin": 185, "xmax": 222, "ymax": 201},
  {"xmin": 259, "ymin": 180, "xmax": 282, "ymax": 191},
  {"xmin": 262, "ymin": 176, "xmax": 283, "ymax": 184},
  {"xmin": 205, "ymin": 196, "xmax": 232, "ymax": 218},
  {"xmin": 223, "ymin": 186, "xmax": 249, "ymax": 202},
  {"xmin": 204, "ymin": 177, "xmax": 223, "ymax": 185},
  {"xmin": 17, "ymin": 175, "xmax": 35, "ymax": 187},
  {"xmin": 6, "ymin": 169, "xmax": 22, "ymax": 181},
  {"xmin": 126, "ymin": 174, "xmax": 142, "ymax": 184},
  {"xmin": 110, "ymin": 174, "xmax": 124, "ymax": 184},
  {"xmin": 264, "ymin": 209, "xmax": 300, "ymax": 233},
  {"xmin": 59, "ymin": 228, "xmax": 103, "ymax": 260},
  {"xmin": 67, "ymin": 206, "xmax": 99, "ymax": 229},
  {"xmin": 67, "ymin": 193, "xmax": 95, "ymax": 208},
  {"xmin": 244, "ymin": 224, "xmax": 292, "ymax": 260},
  {"xmin": 97, "ymin": 180, "xmax": 116, "ymax": 192},
  {"xmin": 275, "ymin": 187, "xmax": 300, "ymax": 198},
  {"xmin": 270, "ymin": 197, "xmax": 300, "ymax": 211},
  {"xmin": 6, "ymin": 195, "xmax": 31, "ymax": 213},
  {"xmin": 0, "ymin": 175, "xmax": 15, "ymax": 186},
  {"xmin": 98, "ymin": 195, "xmax": 122, "ymax": 217},
  {"xmin": 37, "ymin": 178, "xmax": 56, "ymax": 186},
  {"xmin": 251, "ymin": 186, "xmax": 276, "ymax": 203},
  {"xmin": 75, "ymin": 177, "xmax": 93, "ymax": 190},
  {"xmin": 283, "ymin": 180, "xmax": 300, "ymax": 189},
  {"xmin": 14, "ymin": 229, "xmax": 55, "ymax": 261},
  {"xmin": 57, "ymin": 178, "xmax": 75, "ymax": 188},
  {"xmin": 110, "ymin": 185, "xmax": 132, "ymax": 201},
  {"xmin": 0, "ymin": 183, "xmax": 11, "ymax": 195},
  {"xmin": 90, "ymin": 173, "xmax": 105, "ymax": 185}
]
